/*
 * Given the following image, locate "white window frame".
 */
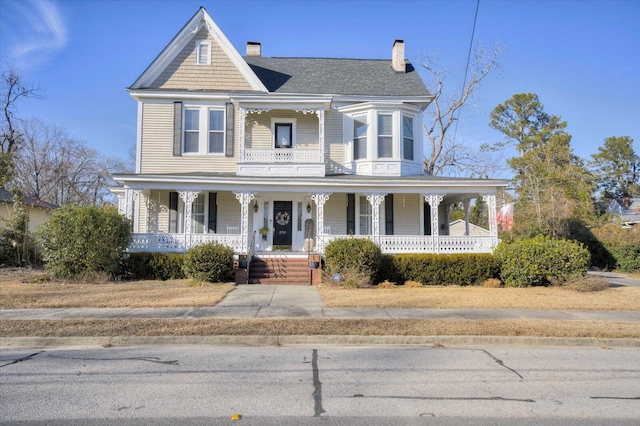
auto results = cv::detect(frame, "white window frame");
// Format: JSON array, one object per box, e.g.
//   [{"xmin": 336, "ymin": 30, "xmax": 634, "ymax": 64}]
[
  {"xmin": 377, "ymin": 113, "xmax": 393, "ymax": 159},
  {"xmin": 195, "ymin": 40, "xmax": 211, "ymax": 65},
  {"xmin": 183, "ymin": 106, "xmax": 226, "ymax": 155},
  {"xmin": 183, "ymin": 108, "xmax": 200, "ymax": 154},
  {"xmin": 402, "ymin": 113, "xmax": 414, "ymax": 161},
  {"xmin": 207, "ymin": 108, "xmax": 225, "ymax": 154},
  {"xmin": 358, "ymin": 195, "xmax": 372, "ymax": 235},
  {"xmin": 177, "ymin": 192, "xmax": 209, "ymax": 234},
  {"xmin": 353, "ymin": 113, "xmax": 368, "ymax": 160},
  {"xmin": 270, "ymin": 118, "xmax": 297, "ymax": 149}
]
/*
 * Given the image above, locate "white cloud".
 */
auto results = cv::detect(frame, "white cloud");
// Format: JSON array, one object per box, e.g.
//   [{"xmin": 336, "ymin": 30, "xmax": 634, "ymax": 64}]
[{"xmin": 2, "ymin": 0, "xmax": 68, "ymax": 69}]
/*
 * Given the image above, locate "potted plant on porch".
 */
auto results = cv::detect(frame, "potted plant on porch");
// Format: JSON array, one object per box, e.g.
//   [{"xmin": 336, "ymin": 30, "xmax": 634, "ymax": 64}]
[{"xmin": 258, "ymin": 226, "xmax": 270, "ymax": 241}]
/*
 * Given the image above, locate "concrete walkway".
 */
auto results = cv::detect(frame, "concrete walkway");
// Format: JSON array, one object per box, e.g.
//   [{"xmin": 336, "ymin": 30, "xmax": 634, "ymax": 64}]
[{"xmin": 2, "ymin": 284, "xmax": 639, "ymax": 322}]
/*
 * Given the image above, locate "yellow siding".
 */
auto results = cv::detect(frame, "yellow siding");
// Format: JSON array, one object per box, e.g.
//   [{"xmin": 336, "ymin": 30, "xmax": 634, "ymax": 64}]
[
  {"xmin": 324, "ymin": 193, "xmax": 347, "ymax": 235},
  {"xmin": 393, "ymin": 194, "xmax": 420, "ymax": 234},
  {"xmin": 325, "ymin": 109, "xmax": 344, "ymax": 173},
  {"xmin": 247, "ymin": 110, "xmax": 319, "ymax": 149},
  {"xmin": 140, "ymin": 102, "xmax": 238, "ymax": 174},
  {"xmin": 217, "ymin": 191, "xmax": 241, "ymax": 231},
  {"xmin": 150, "ymin": 27, "xmax": 253, "ymax": 91}
]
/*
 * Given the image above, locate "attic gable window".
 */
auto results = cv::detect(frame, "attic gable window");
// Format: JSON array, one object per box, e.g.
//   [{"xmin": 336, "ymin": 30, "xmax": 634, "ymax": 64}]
[{"xmin": 195, "ymin": 40, "xmax": 211, "ymax": 65}]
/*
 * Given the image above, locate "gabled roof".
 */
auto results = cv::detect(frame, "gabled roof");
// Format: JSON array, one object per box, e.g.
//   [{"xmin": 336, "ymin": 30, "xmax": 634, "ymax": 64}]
[
  {"xmin": 0, "ymin": 189, "xmax": 58, "ymax": 210},
  {"xmin": 607, "ymin": 198, "xmax": 640, "ymax": 224},
  {"xmin": 244, "ymin": 56, "xmax": 430, "ymax": 97},
  {"xmin": 130, "ymin": 7, "xmax": 267, "ymax": 92}
]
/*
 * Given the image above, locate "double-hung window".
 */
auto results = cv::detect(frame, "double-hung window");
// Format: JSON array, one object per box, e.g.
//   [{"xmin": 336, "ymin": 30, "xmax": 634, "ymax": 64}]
[
  {"xmin": 377, "ymin": 114, "xmax": 393, "ymax": 158},
  {"xmin": 208, "ymin": 109, "xmax": 225, "ymax": 153},
  {"xmin": 359, "ymin": 196, "xmax": 372, "ymax": 235},
  {"xmin": 403, "ymin": 115, "xmax": 414, "ymax": 160},
  {"xmin": 184, "ymin": 109, "xmax": 200, "ymax": 153},
  {"xmin": 353, "ymin": 114, "xmax": 368, "ymax": 160},
  {"xmin": 191, "ymin": 195, "xmax": 205, "ymax": 234}
]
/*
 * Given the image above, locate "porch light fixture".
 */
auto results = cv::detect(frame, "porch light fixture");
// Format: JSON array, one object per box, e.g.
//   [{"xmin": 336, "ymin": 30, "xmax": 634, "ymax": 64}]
[
  {"xmin": 306, "ymin": 202, "xmax": 311, "ymax": 213},
  {"xmin": 253, "ymin": 201, "xmax": 259, "ymax": 213}
]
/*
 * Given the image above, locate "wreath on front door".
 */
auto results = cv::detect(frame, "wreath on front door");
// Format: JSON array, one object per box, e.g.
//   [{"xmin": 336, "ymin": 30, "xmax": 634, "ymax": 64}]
[{"xmin": 275, "ymin": 210, "xmax": 291, "ymax": 226}]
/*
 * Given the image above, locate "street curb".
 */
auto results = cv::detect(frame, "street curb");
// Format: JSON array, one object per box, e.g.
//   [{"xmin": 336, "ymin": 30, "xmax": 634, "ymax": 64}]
[{"xmin": 2, "ymin": 335, "xmax": 639, "ymax": 349}]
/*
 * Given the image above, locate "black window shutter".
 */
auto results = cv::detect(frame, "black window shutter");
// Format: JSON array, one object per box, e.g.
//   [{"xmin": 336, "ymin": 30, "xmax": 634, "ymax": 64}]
[
  {"xmin": 173, "ymin": 102, "xmax": 182, "ymax": 156},
  {"xmin": 423, "ymin": 201, "xmax": 431, "ymax": 236},
  {"xmin": 208, "ymin": 192, "xmax": 217, "ymax": 233},
  {"xmin": 169, "ymin": 191, "xmax": 178, "ymax": 233},
  {"xmin": 385, "ymin": 194, "xmax": 394, "ymax": 235},
  {"xmin": 225, "ymin": 102, "xmax": 234, "ymax": 157},
  {"xmin": 346, "ymin": 193, "xmax": 355, "ymax": 235}
]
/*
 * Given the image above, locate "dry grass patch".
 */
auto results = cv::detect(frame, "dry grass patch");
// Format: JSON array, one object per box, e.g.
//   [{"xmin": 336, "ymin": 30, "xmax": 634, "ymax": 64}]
[
  {"xmin": 1, "ymin": 318, "xmax": 638, "ymax": 339},
  {"xmin": 0, "ymin": 277, "xmax": 235, "ymax": 309},
  {"xmin": 318, "ymin": 285, "xmax": 640, "ymax": 311}
]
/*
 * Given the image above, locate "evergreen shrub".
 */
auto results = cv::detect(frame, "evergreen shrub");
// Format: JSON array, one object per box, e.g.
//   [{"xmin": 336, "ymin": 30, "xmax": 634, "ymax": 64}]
[
  {"xmin": 590, "ymin": 224, "xmax": 640, "ymax": 273},
  {"xmin": 182, "ymin": 242, "xmax": 234, "ymax": 283},
  {"xmin": 393, "ymin": 253, "xmax": 498, "ymax": 286},
  {"xmin": 37, "ymin": 205, "xmax": 131, "ymax": 278},
  {"xmin": 494, "ymin": 235, "xmax": 590, "ymax": 287},
  {"xmin": 124, "ymin": 252, "xmax": 185, "ymax": 280},
  {"xmin": 323, "ymin": 237, "xmax": 383, "ymax": 283}
]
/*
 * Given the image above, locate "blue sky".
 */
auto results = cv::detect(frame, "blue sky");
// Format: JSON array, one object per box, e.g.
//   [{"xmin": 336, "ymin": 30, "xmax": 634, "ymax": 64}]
[{"xmin": 1, "ymin": 0, "xmax": 638, "ymax": 175}]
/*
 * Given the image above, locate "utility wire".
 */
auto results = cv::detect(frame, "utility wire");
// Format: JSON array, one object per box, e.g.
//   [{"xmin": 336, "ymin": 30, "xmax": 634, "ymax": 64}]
[{"xmin": 452, "ymin": 0, "xmax": 480, "ymax": 144}]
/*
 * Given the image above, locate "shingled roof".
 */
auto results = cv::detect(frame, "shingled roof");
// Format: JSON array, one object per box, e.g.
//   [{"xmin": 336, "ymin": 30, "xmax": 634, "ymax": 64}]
[{"xmin": 243, "ymin": 56, "xmax": 430, "ymax": 97}]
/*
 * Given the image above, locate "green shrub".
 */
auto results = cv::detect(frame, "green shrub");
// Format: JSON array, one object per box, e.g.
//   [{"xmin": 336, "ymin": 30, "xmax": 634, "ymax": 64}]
[
  {"xmin": 494, "ymin": 235, "xmax": 590, "ymax": 287},
  {"xmin": 124, "ymin": 252, "xmax": 185, "ymax": 280},
  {"xmin": 37, "ymin": 205, "xmax": 131, "ymax": 279},
  {"xmin": 590, "ymin": 224, "xmax": 640, "ymax": 273},
  {"xmin": 393, "ymin": 253, "xmax": 498, "ymax": 286},
  {"xmin": 182, "ymin": 242, "xmax": 234, "ymax": 283},
  {"xmin": 323, "ymin": 237, "xmax": 383, "ymax": 283}
]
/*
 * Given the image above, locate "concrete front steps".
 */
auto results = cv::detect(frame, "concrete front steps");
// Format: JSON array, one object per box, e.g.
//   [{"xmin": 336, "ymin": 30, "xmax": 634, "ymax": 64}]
[{"xmin": 247, "ymin": 254, "xmax": 321, "ymax": 285}]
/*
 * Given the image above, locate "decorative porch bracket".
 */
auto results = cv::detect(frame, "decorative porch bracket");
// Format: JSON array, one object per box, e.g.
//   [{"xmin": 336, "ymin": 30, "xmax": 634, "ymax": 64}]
[
  {"xmin": 481, "ymin": 193, "xmax": 498, "ymax": 248},
  {"xmin": 239, "ymin": 107, "xmax": 272, "ymax": 162},
  {"xmin": 424, "ymin": 194, "xmax": 444, "ymax": 253},
  {"xmin": 234, "ymin": 191, "xmax": 256, "ymax": 254},
  {"xmin": 311, "ymin": 192, "xmax": 332, "ymax": 252},
  {"xmin": 366, "ymin": 193, "xmax": 387, "ymax": 244}
]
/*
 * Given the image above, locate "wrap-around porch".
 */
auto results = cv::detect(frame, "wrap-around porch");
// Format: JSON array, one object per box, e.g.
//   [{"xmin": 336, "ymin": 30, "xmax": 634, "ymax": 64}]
[{"xmin": 119, "ymin": 185, "xmax": 500, "ymax": 255}]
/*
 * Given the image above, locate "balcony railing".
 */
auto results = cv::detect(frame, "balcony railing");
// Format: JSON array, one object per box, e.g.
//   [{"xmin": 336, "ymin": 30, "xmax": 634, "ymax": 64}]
[{"xmin": 240, "ymin": 148, "xmax": 321, "ymax": 163}]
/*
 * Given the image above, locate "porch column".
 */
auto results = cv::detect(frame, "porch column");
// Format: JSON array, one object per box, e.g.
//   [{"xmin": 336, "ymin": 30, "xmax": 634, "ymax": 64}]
[
  {"xmin": 423, "ymin": 194, "xmax": 443, "ymax": 253},
  {"xmin": 234, "ymin": 191, "xmax": 256, "ymax": 254},
  {"xmin": 445, "ymin": 203, "xmax": 451, "ymax": 235},
  {"xmin": 482, "ymin": 193, "xmax": 498, "ymax": 248},
  {"xmin": 311, "ymin": 192, "xmax": 332, "ymax": 253},
  {"xmin": 239, "ymin": 107, "xmax": 247, "ymax": 162},
  {"xmin": 463, "ymin": 198, "xmax": 471, "ymax": 236},
  {"xmin": 123, "ymin": 189, "xmax": 141, "ymax": 231},
  {"xmin": 317, "ymin": 108, "xmax": 325, "ymax": 163},
  {"xmin": 366, "ymin": 193, "xmax": 387, "ymax": 244}
]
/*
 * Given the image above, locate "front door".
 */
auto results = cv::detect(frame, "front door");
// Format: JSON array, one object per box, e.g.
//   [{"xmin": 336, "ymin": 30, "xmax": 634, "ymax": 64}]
[{"xmin": 273, "ymin": 201, "xmax": 293, "ymax": 247}]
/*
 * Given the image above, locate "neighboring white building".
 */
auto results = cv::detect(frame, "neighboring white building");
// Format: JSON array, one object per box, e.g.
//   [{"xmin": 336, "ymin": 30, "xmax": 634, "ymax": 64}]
[
  {"xmin": 112, "ymin": 7, "xmax": 508, "ymax": 259},
  {"xmin": 448, "ymin": 219, "xmax": 490, "ymax": 236}
]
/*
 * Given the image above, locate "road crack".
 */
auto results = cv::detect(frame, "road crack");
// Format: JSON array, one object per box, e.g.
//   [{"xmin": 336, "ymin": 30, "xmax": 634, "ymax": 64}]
[
  {"xmin": 480, "ymin": 349, "xmax": 523, "ymax": 379},
  {"xmin": 0, "ymin": 351, "xmax": 44, "ymax": 368},
  {"xmin": 311, "ymin": 349, "xmax": 325, "ymax": 417}
]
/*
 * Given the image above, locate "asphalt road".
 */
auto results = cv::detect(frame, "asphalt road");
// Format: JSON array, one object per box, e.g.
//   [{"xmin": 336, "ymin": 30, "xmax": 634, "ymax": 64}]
[{"xmin": 2, "ymin": 345, "xmax": 639, "ymax": 424}]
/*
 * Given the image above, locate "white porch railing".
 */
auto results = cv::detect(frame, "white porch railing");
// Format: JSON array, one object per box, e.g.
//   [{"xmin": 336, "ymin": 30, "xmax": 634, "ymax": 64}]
[
  {"xmin": 319, "ymin": 235, "xmax": 495, "ymax": 254},
  {"xmin": 241, "ymin": 148, "xmax": 321, "ymax": 163},
  {"xmin": 130, "ymin": 233, "xmax": 494, "ymax": 254},
  {"xmin": 129, "ymin": 233, "xmax": 243, "ymax": 253}
]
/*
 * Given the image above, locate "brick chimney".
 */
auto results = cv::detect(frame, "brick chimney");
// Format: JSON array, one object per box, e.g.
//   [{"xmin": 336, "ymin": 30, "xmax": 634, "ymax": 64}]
[
  {"xmin": 246, "ymin": 41, "xmax": 261, "ymax": 57},
  {"xmin": 392, "ymin": 39, "xmax": 405, "ymax": 73}
]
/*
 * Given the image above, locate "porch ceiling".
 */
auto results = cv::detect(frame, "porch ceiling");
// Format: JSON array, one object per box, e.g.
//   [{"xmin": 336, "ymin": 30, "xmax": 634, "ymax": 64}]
[{"xmin": 112, "ymin": 172, "xmax": 509, "ymax": 196}]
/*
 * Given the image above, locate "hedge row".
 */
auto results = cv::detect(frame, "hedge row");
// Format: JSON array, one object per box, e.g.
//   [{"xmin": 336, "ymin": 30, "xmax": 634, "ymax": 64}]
[
  {"xmin": 392, "ymin": 253, "xmax": 499, "ymax": 286},
  {"xmin": 123, "ymin": 252, "xmax": 186, "ymax": 280}
]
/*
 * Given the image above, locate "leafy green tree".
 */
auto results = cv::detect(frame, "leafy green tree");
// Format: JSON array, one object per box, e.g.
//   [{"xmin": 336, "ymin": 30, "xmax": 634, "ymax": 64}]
[
  {"xmin": 590, "ymin": 136, "xmax": 639, "ymax": 202},
  {"xmin": 489, "ymin": 93, "xmax": 594, "ymax": 237},
  {"xmin": 37, "ymin": 205, "xmax": 131, "ymax": 278}
]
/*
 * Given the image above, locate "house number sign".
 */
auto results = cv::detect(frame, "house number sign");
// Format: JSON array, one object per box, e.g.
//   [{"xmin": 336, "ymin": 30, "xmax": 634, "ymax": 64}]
[{"xmin": 275, "ymin": 210, "xmax": 291, "ymax": 226}]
